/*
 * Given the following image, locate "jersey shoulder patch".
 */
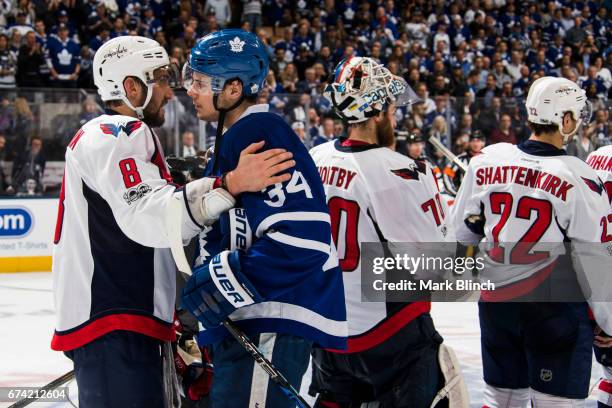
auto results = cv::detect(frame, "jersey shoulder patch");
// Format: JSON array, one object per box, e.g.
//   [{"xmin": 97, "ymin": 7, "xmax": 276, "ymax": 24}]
[{"xmin": 100, "ymin": 120, "xmax": 143, "ymax": 137}]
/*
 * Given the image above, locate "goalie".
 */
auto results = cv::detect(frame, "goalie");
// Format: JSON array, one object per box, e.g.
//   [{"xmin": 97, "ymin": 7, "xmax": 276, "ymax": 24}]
[{"xmin": 309, "ymin": 56, "xmax": 468, "ymax": 408}]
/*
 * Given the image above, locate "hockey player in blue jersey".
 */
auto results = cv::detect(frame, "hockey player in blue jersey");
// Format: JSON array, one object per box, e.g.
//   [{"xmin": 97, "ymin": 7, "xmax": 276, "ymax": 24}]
[{"xmin": 180, "ymin": 29, "xmax": 348, "ymax": 407}]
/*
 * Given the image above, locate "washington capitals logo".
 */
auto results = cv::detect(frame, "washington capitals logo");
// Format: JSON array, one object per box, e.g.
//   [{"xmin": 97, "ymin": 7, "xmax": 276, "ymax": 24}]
[
  {"xmin": 229, "ymin": 37, "xmax": 245, "ymax": 53},
  {"xmin": 100, "ymin": 120, "xmax": 142, "ymax": 137},
  {"xmin": 391, "ymin": 161, "xmax": 427, "ymax": 181},
  {"xmin": 581, "ymin": 176, "xmax": 604, "ymax": 195}
]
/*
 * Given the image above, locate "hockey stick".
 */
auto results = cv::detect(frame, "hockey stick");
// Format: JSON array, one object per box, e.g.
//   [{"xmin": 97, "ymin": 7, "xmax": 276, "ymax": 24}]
[
  {"xmin": 166, "ymin": 196, "xmax": 311, "ymax": 408},
  {"xmin": 426, "ymin": 135, "xmax": 468, "ymax": 173},
  {"xmin": 8, "ymin": 371, "xmax": 75, "ymax": 408}
]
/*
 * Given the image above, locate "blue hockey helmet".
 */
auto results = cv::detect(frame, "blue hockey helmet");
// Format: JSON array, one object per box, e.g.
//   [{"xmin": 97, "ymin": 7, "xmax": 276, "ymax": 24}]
[{"xmin": 183, "ymin": 29, "xmax": 269, "ymax": 97}]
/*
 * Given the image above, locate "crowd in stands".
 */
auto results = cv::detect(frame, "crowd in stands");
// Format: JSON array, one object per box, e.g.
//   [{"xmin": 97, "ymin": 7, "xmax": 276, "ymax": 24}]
[{"xmin": 0, "ymin": 0, "xmax": 611, "ymax": 196}]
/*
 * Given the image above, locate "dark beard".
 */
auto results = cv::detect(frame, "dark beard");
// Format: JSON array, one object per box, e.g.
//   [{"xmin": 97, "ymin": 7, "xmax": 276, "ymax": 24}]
[
  {"xmin": 376, "ymin": 115, "xmax": 395, "ymax": 147},
  {"xmin": 143, "ymin": 101, "xmax": 165, "ymax": 128}
]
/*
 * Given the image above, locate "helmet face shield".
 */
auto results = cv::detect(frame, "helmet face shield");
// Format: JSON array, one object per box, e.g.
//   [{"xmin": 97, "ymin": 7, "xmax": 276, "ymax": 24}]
[
  {"xmin": 182, "ymin": 63, "xmax": 225, "ymax": 95},
  {"xmin": 149, "ymin": 63, "xmax": 182, "ymax": 89}
]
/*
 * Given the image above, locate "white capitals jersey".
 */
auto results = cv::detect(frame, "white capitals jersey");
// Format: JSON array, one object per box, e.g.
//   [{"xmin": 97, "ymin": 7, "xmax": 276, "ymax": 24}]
[
  {"xmin": 587, "ymin": 145, "xmax": 612, "ymax": 206},
  {"xmin": 310, "ymin": 139, "xmax": 452, "ymax": 353},
  {"xmin": 51, "ymin": 111, "xmax": 200, "ymax": 351},
  {"xmin": 450, "ymin": 141, "xmax": 612, "ymax": 332}
]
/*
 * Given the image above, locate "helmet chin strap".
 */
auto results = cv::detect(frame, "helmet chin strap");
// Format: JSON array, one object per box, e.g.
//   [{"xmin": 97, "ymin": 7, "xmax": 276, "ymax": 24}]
[
  {"xmin": 121, "ymin": 84, "xmax": 154, "ymax": 120},
  {"xmin": 559, "ymin": 119, "xmax": 581, "ymax": 145},
  {"xmin": 211, "ymin": 93, "xmax": 244, "ymax": 174}
]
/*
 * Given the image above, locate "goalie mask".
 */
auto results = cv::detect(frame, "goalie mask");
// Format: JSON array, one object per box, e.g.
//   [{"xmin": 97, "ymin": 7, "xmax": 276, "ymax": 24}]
[
  {"xmin": 325, "ymin": 57, "xmax": 419, "ymax": 124},
  {"xmin": 525, "ymin": 76, "xmax": 592, "ymax": 143}
]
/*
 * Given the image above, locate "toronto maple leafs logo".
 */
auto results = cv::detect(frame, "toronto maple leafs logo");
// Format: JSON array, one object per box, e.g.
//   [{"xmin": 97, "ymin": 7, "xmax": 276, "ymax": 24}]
[
  {"xmin": 391, "ymin": 161, "xmax": 427, "ymax": 181},
  {"xmin": 581, "ymin": 176, "xmax": 604, "ymax": 195},
  {"xmin": 229, "ymin": 36, "xmax": 245, "ymax": 53},
  {"xmin": 100, "ymin": 120, "xmax": 142, "ymax": 137}
]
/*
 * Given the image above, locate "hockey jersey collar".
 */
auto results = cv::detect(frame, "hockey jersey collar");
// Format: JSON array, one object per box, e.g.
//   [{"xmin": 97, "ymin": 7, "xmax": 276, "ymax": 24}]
[
  {"xmin": 334, "ymin": 137, "xmax": 382, "ymax": 153},
  {"xmin": 235, "ymin": 103, "xmax": 269, "ymax": 122},
  {"xmin": 518, "ymin": 140, "xmax": 567, "ymax": 157}
]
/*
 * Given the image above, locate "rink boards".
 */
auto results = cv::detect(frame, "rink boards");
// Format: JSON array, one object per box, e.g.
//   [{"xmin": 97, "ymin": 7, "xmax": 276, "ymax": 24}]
[{"xmin": 0, "ymin": 197, "xmax": 56, "ymax": 272}]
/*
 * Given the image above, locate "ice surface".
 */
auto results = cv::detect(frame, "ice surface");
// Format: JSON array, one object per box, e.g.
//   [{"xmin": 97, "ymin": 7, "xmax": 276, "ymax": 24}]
[{"xmin": 0, "ymin": 273, "xmax": 602, "ymax": 407}]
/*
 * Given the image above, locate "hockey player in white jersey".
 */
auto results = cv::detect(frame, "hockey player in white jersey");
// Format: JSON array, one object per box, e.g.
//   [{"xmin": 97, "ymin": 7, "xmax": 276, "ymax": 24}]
[
  {"xmin": 309, "ymin": 57, "xmax": 467, "ymax": 408},
  {"xmin": 51, "ymin": 36, "xmax": 295, "ymax": 408},
  {"xmin": 587, "ymin": 145, "xmax": 612, "ymax": 205},
  {"xmin": 587, "ymin": 144, "xmax": 612, "ymax": 408},
  {"xmin": 451, "ymin": 76, "xmax": 612, "ymax": 407}
]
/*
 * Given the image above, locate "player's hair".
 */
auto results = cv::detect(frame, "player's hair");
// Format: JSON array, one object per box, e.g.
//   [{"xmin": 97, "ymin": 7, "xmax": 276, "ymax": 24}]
[{"xmin": 527, "ymin": 121, "xmax": 559, "ymax": 136}]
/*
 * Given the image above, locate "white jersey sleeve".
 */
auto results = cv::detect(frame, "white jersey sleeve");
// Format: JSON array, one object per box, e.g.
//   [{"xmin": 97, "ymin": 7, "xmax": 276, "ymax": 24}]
[
  {"xmin": 586, "ymin": 145, "xmax": 612, "ymax": 206},
  {"xmin": 68, "ymin": 114, "xmax": 201, "ymax": 248}
]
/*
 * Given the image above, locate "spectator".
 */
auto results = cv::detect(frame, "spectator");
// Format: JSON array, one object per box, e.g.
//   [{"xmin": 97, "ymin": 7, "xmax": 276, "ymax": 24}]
[
  {"xmin": 47, "ymin": 25, "xmax": 81, "ymax": 88},
  {"xmin": 297, "ymin": 67, "xmax": 319, "ymax": 95},
  {"xmin": 50, "ymin": 10, "xmax": 79, "ymax": 44},
  {"xmin": 9, "ymin": 29, "xmax": 22, "ymax": 54},
  {"xmin": 17, "ymin": 31, "xmax": 47, "ymax": 88},
  {"xmin": 242, "ymin": 0, "xmax": 262, "ymax": 32},
  {"xmin": 580, "ymin": 65, "xmax": 607, "ymax": 99},
  {"xmin": 585, "ymin": 109, "xmax": 610, "ymax": 148},
  {"xmin": 428, "ymin": 115, "xmax": 449, "ymax": 147},
  {"xmin": 206, "ymin": 0, "xmax": 231, "ymax": 27},
  {"xmin": 171, "ymin": 26, "xmax": 196, "ymax": 55},
  {"xmin": 476, "ymin": 74, "xmax": 501, "ymax": 109},
  {"xmin": 0, "ymin": 34, "xmax": 17, "ymax": 88},
  {"xmin": 279, "ymin": 63, "xmax": 298, "ymax": 93},
  {"xmin": 311, "ymin": 117, "xmax": 335, "ymax": 147},
  {"xmin": 291, "ymin": 121, "xmax": 306, "ymax": 144},
  {"xmin": 89, "ymin": 24, "xmax": 111, "ymax": 54},
  {"xmin": 492, "ymin": 60, "xmax": 511, "ymax": 88},
  {"xmin": 10, "ymin": 11, "xmax": 33, "ymax": 37},
  {"xmin": 33, "ymin": 19, "xmax": 47, "ymax": 48},
  {"xmin": 592, "ymin": 55, "xmax": 611, "ymax": 90},
  {"xmin": 0, "ymin": 134, "xmax": 11, "ymax": 195},
  {"xmin": 307, "ymin": 107, "xmax": 321, "ymax": 139},
  {"xmin": 488, "ymin": 113, "xmax": 517, "ymax": 145},
  {"xmin": 9, "ymin": 97, "xmax": 33, "ymax": 159},
  {"xmin": 141, "ymin": 6, "xmax": 162, "ymax": 37},
  {"xmin": 566, "ymin": 129, "xmax": 596, "ymax": 161},
  {"xmin": 565, "ymin": 16, "xmax": 587, "ymax": 50},
  {"xmin": 181, "ymin": 131, "xmax": 197, "ymax": 157},
  {"xmin": 79, "ymin": 98, "xmax": 99, "ymax": 127},
  {"xmin": 11, "ymin": 136, "xmax": 45, "ymax": 194}
]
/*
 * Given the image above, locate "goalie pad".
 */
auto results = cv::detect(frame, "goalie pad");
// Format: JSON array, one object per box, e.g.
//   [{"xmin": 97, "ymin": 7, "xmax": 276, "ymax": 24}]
[{"xmin": 429, "ymin": 344, "xmax": 469, "ymax": 408}]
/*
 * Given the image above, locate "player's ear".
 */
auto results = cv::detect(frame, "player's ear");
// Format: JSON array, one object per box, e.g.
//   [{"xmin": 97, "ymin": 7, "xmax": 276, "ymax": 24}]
[
  {"xmin": 228, "ymin": 79, "xmax": 243, "ymax": 101},
  {"xmin": 123, "ymin": 77, "xmax": 145, "ymax": 104}
]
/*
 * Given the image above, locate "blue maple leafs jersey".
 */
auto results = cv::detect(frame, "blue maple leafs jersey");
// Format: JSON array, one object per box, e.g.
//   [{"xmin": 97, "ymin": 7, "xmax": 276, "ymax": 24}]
[{"xmin": 194, "ymin": 104, "xmax": 348, "ymax": 349}]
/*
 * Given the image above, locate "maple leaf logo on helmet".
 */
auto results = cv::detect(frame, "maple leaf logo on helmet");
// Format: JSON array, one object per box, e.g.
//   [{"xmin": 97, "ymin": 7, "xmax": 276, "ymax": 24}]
[{"xmin": 229, "ymin": 37, "xmax": 245, "ymax": 53}]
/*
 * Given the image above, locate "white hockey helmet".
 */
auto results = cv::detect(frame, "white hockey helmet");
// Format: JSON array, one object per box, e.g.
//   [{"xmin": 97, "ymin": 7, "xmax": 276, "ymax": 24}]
[
  {"xmin": 324, "ymin": 56, "xmax": 418, "ymax": 124},
  {"xmin": 93, "ymin": 36, "xmax": 180, "ymax": 118},
  {"xmin": 525, "ymin": 76, "xmax": 592, "ymax": 142}
]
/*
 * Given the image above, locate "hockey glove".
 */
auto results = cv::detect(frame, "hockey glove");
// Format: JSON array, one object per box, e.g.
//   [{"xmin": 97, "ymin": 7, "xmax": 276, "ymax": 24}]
[
  {"xmin": 182, "ymin": 177, "xmax": 236, "ymax": 228},
  {"xmin": 181, "ymin": 250, "xmax": 263, "ymax": 329}
]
